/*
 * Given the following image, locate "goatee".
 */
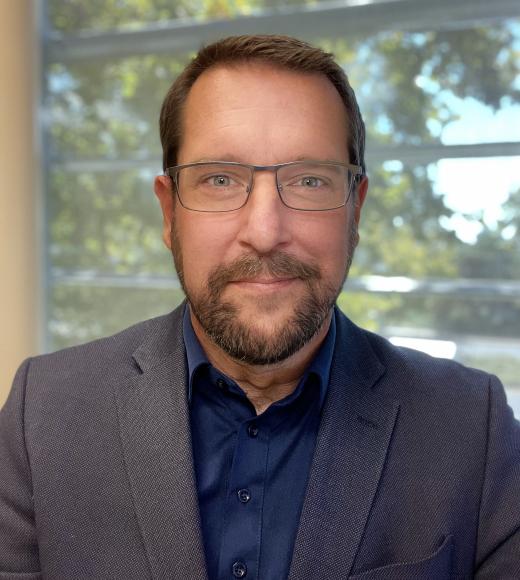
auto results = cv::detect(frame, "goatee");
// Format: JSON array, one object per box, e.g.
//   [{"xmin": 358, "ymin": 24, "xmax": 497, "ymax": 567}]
[{"xmin": 171, "ymin": 220, "xmax": 356, "ymax": 364}]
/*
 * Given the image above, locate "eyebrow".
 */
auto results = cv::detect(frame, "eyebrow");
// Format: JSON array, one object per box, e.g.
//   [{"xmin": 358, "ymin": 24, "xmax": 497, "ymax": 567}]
[{"xmin": 191, "ymin": 154, "xmax": 243, "ymax": 163}]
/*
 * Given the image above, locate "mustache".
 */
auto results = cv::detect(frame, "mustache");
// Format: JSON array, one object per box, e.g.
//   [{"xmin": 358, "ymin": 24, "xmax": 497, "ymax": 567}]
[{"xmin": 207, "ymin": 252, "xmax": 321, "ymax": 296}]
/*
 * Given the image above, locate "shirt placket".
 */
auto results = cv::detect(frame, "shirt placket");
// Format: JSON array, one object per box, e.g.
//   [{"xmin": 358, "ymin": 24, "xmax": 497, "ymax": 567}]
[{"xmin": 216, "ymin": 415, "xmax": 270, "ymax": 580}]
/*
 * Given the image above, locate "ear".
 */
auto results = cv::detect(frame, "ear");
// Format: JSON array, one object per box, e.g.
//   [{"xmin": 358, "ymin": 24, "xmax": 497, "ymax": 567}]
[
  {"xmin": 154, "ymin": 175, "xmax": 175, "ymax": 250},
  {"xmin": 353, "ymin": 175, "xmax": 368, "ymax": 226}
]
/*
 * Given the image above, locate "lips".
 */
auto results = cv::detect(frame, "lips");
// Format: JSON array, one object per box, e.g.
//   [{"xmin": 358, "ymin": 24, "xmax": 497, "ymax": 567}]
[
  {"xmin": 206, "ymin": 251, "xmax": 320, "ymax": 298},
  {"xmin": 229, "ymin": 277, "xmax": 297, "ymax": 292},
  {"xmin": 232, "ymin": 277, "xmax": 295, "ymax": 284}
]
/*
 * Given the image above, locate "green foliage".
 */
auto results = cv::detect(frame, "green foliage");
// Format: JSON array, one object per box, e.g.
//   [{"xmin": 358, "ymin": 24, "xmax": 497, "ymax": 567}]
[
  {"xmin": 50, "ymin": 286, "xmax": 186, "ymax": 350},
  {"xmin": 49, "ymin": 170, "xmax": 168, "ymax": 273},
  {"xmin": 49, "ymin": 0, "xmax": 209, "ymax": 31},
  {"xmin": 49, "ymin": 0, "xmax": 308, "ymax": 31},
  {"xmin": 336, "ymin": 291, "xmax": 403, "ymax": 332}
]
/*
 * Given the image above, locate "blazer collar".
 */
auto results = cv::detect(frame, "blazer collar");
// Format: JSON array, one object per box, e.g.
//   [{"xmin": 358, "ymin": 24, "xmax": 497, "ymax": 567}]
[
  {"xmin": 289, "ymin": 307, "xmax": 399, "ymax": 579},
  {"xmin": 115, "ymin": 303, "xmax": 208, "ymax": 580}
]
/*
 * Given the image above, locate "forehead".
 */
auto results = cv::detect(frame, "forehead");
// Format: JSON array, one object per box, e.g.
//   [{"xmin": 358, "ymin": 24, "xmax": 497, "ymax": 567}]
[{"xmin": 178, "ymin": 62, "xmax": 349, "ymax": 164}]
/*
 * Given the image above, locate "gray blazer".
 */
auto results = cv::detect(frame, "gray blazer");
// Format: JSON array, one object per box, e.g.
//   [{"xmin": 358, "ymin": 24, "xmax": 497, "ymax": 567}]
[{"xmin": 1, "ymin": 305, "xmax": 519, "ymax": 579}]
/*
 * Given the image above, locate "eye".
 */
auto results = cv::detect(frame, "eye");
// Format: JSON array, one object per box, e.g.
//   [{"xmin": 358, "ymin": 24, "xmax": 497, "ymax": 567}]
[
  {"xmin": 211, "ymin": 175, "xmax": 231, "ymax": 186},
  {"xmin": 301, "ymin": 176, "xmax": 323, "ymax": 188}
]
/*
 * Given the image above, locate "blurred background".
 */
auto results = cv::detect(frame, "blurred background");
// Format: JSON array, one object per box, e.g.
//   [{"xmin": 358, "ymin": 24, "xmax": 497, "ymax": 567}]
[{"xmin": 1, "ymin": 0, "xmax": 519, "ymax": 414}]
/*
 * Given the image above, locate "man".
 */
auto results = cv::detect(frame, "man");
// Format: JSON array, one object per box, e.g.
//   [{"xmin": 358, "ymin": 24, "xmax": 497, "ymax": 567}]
[{"xmin": 1, "ymin": 35, "xmax": 519, "ymax": 579}]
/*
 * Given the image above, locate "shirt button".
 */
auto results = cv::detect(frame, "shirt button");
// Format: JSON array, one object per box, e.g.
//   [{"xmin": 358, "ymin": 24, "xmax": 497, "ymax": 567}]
[
  {"xmin": 237, "ymin": 488, "xmax": 251, "ymax": 503},
  {"xmin": 232, "ymin": 560, "xmax": 247, "ymax": 578},
  {"xmin": 248, "ymin": 423, "xmax": 259, "ymax": 438},
  {"xmin": 216, "ymin": 378, "xmax": 226, "ymax": 390}
]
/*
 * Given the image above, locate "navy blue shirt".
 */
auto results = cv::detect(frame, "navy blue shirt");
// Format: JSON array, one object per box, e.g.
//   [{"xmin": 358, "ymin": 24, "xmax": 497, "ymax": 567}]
[{"xmin": 184, "ymin": 307, "xmax": 336, "ymax": 580}]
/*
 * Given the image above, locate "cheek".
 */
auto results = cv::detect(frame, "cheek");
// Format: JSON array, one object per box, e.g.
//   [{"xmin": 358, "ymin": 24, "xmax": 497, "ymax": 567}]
[
  {"xmin": 175, "ymin": 217, "xmax": 238, "ymax": 281},
  {"xmin": 297, "ymin": 213, "xmax": 351, "ymax": 271},
  {"xmin": 321, "ymin": 239, "xmax": 351, "ymax": 285}
]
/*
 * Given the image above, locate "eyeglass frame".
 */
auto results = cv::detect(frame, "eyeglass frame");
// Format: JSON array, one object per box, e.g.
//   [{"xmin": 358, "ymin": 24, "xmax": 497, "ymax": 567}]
[{"xmin": 164, "ymin": 160, "xmax": 364, "ymax": 212}]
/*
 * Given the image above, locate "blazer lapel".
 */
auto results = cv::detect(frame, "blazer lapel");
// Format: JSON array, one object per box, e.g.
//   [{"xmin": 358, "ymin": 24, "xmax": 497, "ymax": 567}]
[
  {"xmin": 289, "ymin": 310, "xmax": 399, "ymax": 579},
  {"xmin": 114, "ymin": 305, "xmax": 208, "ymax": 580}
]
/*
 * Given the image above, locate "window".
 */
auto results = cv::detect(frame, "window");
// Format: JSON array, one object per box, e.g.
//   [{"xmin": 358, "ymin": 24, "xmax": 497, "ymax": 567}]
[{"xmin": 42, "ymin": 1, "xmax": 520, "ymax": 412}]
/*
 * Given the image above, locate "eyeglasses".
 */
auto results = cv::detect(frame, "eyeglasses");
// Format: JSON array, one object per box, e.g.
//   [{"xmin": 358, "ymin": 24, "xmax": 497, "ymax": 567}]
[{"xmin": 164, "ymin": 160, "xmax": 363, "ymax": 212}]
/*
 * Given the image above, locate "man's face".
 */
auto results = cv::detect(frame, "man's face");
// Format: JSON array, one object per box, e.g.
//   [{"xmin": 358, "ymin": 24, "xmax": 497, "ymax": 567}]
[{"xmin": 155, "ymin": 63, "xmax": 367, "ymax": 365}]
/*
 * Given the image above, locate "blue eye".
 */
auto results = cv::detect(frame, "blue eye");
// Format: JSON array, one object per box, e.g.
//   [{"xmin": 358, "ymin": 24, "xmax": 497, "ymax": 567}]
[
  {"xmin": 212, "ymin": 175, "xmax": 231, "ymax": 186},
  {"xmin": 301, "ymin": 176, "xmax": 322, "ymax": 187}
]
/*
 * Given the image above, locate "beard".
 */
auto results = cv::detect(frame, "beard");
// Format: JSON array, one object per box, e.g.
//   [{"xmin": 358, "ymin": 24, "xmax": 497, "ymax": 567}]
[{"xmin": 171, "ymin": 219, "xmax": 358, "ymax": 366}]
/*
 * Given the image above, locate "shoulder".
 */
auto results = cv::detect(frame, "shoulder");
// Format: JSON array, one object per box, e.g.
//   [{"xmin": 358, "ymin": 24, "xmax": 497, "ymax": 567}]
[
  {"xmin": 335, "ymin": 309, "xmax": 499, "ymax": 414},
  {"xmin": 29, "ymin": 312, "xmax": 174, "ymax": 374},
  {"xmin": 358, "ymin": 327, "xmax": 516, "ymax": 443},
  {"xmin": 16, "ymin": 306, "xmax": 185, "ymax": 407},
  {"xmin": 367, "ymin": 328, "xmax": 493, "ymax": 391}
]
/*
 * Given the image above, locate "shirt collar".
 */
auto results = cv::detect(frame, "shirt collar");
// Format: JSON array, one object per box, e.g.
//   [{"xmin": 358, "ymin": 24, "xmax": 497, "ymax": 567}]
[
  {"xmin": 183, "ymin": 304, "xmax": 336, "ymax": 409},
  {"xmin": 183, "ymin": 304, "xmax": 210, "ymax": 403}
]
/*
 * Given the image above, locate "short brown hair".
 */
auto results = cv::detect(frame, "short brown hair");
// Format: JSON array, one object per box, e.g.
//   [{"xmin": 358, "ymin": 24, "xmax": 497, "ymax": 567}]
[{"xmin": 159, "ymin": 34, "xmax": 366, "ymax": 174}]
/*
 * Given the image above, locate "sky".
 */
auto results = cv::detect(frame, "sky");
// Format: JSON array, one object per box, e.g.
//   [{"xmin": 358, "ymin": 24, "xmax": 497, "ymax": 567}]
[
  {"xmin": 431, "ymin": 21, "xmax": 520, "ymax": 244},
  {"xmin": 434, "ymin": 98, "xmax": 520, "ymax": 243}
]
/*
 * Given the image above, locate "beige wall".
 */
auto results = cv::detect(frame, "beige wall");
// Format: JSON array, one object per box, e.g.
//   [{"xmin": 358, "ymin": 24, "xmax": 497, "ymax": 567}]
[{"xmin": 0, "ymin": 0, "xmax": 39, "ymax": 408}]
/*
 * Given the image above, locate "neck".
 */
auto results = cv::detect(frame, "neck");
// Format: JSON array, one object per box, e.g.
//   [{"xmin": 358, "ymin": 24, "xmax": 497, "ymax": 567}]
[{"xmin": 189, "ymin": 307, "xmax": 332, "ymax": 415}]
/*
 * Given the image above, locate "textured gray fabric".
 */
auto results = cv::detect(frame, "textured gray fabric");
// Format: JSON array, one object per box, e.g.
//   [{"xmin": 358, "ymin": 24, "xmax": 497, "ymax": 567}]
[{"xmin": 1, "ymin": 303, "xmax": 519, "ymax": 579}]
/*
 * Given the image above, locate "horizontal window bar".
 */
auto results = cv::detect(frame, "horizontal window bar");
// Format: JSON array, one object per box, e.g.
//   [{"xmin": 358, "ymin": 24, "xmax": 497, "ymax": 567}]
[
  {"xmin": 368, "ymin": 142, "xmax": 520, "ymax": 165},
  {"xmin": 45, "ymin": 0, "xmax": 520, "ymax": 63}
]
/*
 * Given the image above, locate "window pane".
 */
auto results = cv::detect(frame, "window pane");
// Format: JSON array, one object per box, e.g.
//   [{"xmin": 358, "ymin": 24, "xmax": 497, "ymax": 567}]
[
  {"xmin": 49, "ymin": 169, "xmax": 166, "ymax": 274},
  {"xmin": 49, "ymin": 286, "xmax": 185, "ymax": 350},
  {"xmin": 47, "ymin": 0, "xmax": 325, "ymax": 33}
]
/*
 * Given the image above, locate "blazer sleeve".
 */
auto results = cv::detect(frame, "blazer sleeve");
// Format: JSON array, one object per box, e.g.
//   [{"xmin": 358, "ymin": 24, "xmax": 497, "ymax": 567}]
[
  {"xmin": 475, "ymin": 375, "xmax": 520, "ymax": 578},
  {"xmin": 0, "ymin": 359, "xmax": 41, "ymax": 575}
]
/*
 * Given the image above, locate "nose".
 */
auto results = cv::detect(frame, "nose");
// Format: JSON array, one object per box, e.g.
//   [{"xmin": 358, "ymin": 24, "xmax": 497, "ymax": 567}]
[{"xmin": 236, "ymin": 171, "xmax": 292, "ymax": 254}]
